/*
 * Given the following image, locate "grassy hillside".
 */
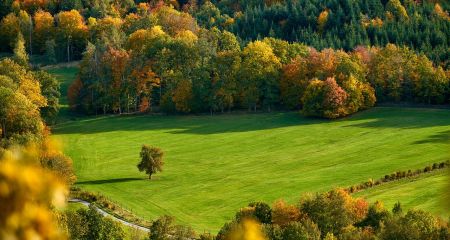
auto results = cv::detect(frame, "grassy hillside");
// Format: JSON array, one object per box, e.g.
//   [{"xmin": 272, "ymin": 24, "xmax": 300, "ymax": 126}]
[
  {"xmin": 53, "ymin": 106, "xmax": 450, "ymax": 232},
  {"xmin": 355, "ymin": 170, "xmax": 449, "ymax": 218}
]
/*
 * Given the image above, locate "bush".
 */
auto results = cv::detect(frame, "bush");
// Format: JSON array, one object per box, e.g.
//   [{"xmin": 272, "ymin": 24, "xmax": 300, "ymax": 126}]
[
  {"xmin": 248, "ymin": 201, "xmax": 272, "ymax": 224},
  {"xmin": 281, "ymin": 220, "xmax": 321, "ymax": 240},
  {"xmin": 66, "ymin": 206, "xmax": 125, "ymax": 240},
  {"xmin": 381, "ymin": 209, "xmax": 443, "ymax": 240},
  {"xmin": 302, "ymin": 78, "xmax": 348, "ymax": 119}
]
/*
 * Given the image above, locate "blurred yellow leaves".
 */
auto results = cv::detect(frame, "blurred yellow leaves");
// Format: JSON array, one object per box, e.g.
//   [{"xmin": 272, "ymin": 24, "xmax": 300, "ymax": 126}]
[
  {"xmin": 0, "ymin": 143, "xmax": 68, "ymax": 240},
  {"xmin": 226, "ymin": 219, "xmax": 267, "ymax": 240}
]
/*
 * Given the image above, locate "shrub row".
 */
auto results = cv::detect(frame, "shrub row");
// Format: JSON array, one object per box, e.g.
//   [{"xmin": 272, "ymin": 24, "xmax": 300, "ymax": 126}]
[{"xmin": 346, "ymin": 160, "xmax": 449, "ymax": 194}]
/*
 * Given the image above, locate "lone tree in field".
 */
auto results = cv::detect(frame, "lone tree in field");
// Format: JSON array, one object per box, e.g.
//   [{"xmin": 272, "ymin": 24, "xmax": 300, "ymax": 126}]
[{"xmin": 137, "ymin": 145, "xmax": 164, "ymax": 180}]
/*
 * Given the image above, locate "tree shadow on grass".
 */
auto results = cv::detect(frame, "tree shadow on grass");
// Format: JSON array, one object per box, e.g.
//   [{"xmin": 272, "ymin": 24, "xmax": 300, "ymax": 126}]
[
  {"xmin": 342, "ymin": 107, "xmax": 450, "ymax": 129},
  {"xmin": 53, "ymin": 107, "xmax": 450, "ymax": 135},
  {"xmin": 77, "ymin": 177, "xmax": 142, "ymax": 185},
  {"xmin": 413, "ymin": 130, "xmax": 450, "ymax": 144},
  {"xmin": 53, "ymin": 112, "xmax": 324, "ymax": 135}
]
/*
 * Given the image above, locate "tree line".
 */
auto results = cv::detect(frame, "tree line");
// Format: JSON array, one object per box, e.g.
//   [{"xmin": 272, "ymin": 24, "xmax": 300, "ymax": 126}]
[
  {"xmin": 1, "ymin": 0, "xmax": 449, "ymax": 67},
  {"xmin": 203, "ymin": 0, "xmax": 449, "ymax": 68},
  {"xmin": 67, "ymin": 4, "xmax": 448, "ymax": 118},
  {"xmin": 213, "ymin": 189, "xmax": 450, "ymax": 240},
  {"xmin": 0, "ymin": 1, "xmax": 448, "ymax": 118}
]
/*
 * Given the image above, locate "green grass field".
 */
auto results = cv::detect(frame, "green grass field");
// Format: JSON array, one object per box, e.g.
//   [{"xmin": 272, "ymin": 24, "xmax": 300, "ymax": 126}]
[
  {"xmin": 355, "ymin": 170, "xmax": 449, "ymax": 218},
  {"xmin": 53, "ymin": 106, "xmax": 450, "ymax": 232},
  {"xmin": 46, "ymin": 67, "xmax": 80, "ymax": 123}
]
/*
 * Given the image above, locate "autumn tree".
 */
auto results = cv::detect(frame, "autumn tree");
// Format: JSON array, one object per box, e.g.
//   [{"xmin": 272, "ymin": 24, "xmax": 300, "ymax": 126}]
[
  {"xmin": 102, "ymin": 47, "xmax": 130, "ymax": 114},
  {"xmin": 317, "ymin": 10, "xmax": 329, "ymax": 33},
  {"xmin": 13, "ymin": 32, "xmax": 29, "ymax": 67},
  {"xmin": 0, "ymin": 87, "xmax": 43, "ymax": 143},
  {"xmin": 412, "ymin": 56, "xmax": 449, "ymax": 104},
  {"xmin": 149, "ymin": 215, "xmax": 196, "ymax": 240},
  {"xmin": 172, "ymin": 78, "xmax": 194, "ymax": 113},
  {"xmin": 240, "ymin": 41, "xmax": 281, "ymax": 112},
  {"xmin": 262, "ymin": 37, "xmax": 308, "ymax": 64},
  {"xmin": 300, "ymin": 189, "xmax": 368, "ymax": 236},
  {"xmin": 0, "ymin": 58, "xmax": 46, "ymax": 108},
  {"xmin": 280, "ymin": 56, "xmax": 311, "ymax": 109},
  {"xmin": 381, "ymin": 209, "xmax": 443, "ymax": 239},
  {"xmin": 302, "ymin": 78, "xmax": 348, "ymax": 119},
  {"xmin": 56, "ymin": 10, "xmax": 87, "ymax": 62},
  {"xmin": 281, "ymin": 220, "xmax": 321, "ymax": 240},
  {"xmin": 33, "ymin": 10, "xmax": 54, "ymax": 54},
  {"xmin": 137, "ymin": 145, "xmax": 164, "ymax": 180},
  {"xmin": 271, "ymin": 199, "xmax": 302, "ymax": 226},
  {"xmin": 33, "ymin": 70, "xmax": 60, "ymax": 123},
  {"xmin": 18, "ymin": 10, "xmax": 33, "ymax": 55},
  {"xmin": 386, "ymin": 0, "xmax": 408, "ymax": 21},
  {"xmin": 0, "ymin": 13, "xmax": 20, "ymax": 50},
  {"xmin": 0, "ymin": 149, "xmax": 67, "ymax": 240},
  {"xmin": 356, "ymin": 201, "xmax": 390, "ymax": 229},
  {"xmin": 211, "ymin": 50, "xmax": 241, "ymax": 112},
  {"xmin": 65, "ymin": 206, "xmax": 125, "ymax": 240},
  {"xmin": 0, "ymin": 58, "xmax": 46, "ymax": 144}
]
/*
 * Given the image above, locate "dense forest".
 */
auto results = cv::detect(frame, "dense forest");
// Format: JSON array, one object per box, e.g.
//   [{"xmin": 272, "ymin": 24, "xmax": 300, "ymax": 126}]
[
  {"xmin": 208, "ymin": 0, "xmax": 450, "ymax": 67},
  {"xmin": 2, "ymin": 0, "xmax": 448, "ymax": 118},
  {"xmin": 0, "ymin": 1, "xmax": 449, "ymax": 239}
]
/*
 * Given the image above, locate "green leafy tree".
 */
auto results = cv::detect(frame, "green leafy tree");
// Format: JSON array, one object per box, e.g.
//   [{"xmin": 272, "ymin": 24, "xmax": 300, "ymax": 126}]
[
  {"xmin": 381, "ymin": 209, "xmax": 443, "ymax": 240},
  {"xmin": 240, "ymin": 41, "xmax": 281, "ymax": 112},
  {"xmin": 66, "ymin": 206, "xmax": 125, "ymax": 240},
  {"xmin": 281, "ymin": 220, "xmax": 321, "ymax": 240},
  {"xmin": 300, "ymin": 189, "xmax": 368, "ymax": 236},
  {"xmin": 0, "ymin": 87, "xmax": 43, "ymax": 143},
  {"xmin": 149, "ymin": 215, "xmax": 196, "ymax": 240},
  {"xmin": 44, "ymin": 39, "xmax": 57, "ymax": 64},
  {"xmin": 137, "ymin": 145, "xmax": 164, "ymax": 179},
  {"xmin": 13, "ymin": 32, "xmax": 29, "ymax": 67},
  {"xmin": 248, "ymin": 202, "xmax": 272, "ymax": 224},
  {"xmin": 34, "ymin": 70, "xmax": 60, "ymax": 123}
]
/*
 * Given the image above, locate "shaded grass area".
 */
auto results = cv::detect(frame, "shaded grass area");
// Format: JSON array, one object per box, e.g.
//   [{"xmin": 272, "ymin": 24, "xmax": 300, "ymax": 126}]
[
  {"xmin": 355, "ymin": 170, "xmax": 450, "ymax": 218},
  {"xmin": 53, "ymin": 107, "xmax": 450, "ymax": 232},
  {"xmin": 45, "ymin": 66, "xmax": 80, "ymax": 123}
]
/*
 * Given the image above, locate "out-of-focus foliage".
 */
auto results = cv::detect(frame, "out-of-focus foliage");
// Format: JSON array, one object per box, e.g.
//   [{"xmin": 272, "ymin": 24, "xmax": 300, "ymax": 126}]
[
  {"xmin": 0, "ymin": 146, "xmax": 68, "ymax": 240},
  {"xmin": 219, "ymin": 188, "xmax": 449, "ymax": 240}
]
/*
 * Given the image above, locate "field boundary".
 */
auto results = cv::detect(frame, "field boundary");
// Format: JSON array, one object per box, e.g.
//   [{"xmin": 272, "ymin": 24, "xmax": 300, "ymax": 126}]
[{"xmin": 346, "ymin": 160, "xmax": 449, "ymax": 194}]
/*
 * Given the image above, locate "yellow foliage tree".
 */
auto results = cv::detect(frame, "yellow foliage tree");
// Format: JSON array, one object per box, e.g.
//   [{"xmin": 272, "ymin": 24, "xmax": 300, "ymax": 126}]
[
  {"xmin": 226, "ymin": 219, "xmax": 267, "ymax": 240},
  {"xmin": 172, "ymin": 79, "xmax": 193, "ymax": 113},
  {"xmin": 33, "ymin": 10, "xmax": 54, "ymax": 53},
  {"xmin": 0, "ymin": 150, "xmax": 68, "ymax": 240},
  {"xmin": 317, "ymin": 10, "xmax": 329, "ymax": 33},
  {"xmin": 271, "ymin": 199, "xmax": 301, "ymax": 226}
]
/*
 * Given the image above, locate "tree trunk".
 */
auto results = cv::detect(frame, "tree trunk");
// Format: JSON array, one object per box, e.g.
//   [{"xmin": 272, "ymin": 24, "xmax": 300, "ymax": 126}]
[
  {"xmin": 148, "ymin": 174, "xmax": 152, "ymax": 180},
  {"xmin": 159, "ymin": 82, "xmax": 162, "ymax": 107},
  {"xmin": 1, "ymin": 120, "xmax": 6, "ymax": 139},
  {"xmin": 29, "ymin": 21, "xmax": 32, "ymax": 56},
  {"xmin": 67, "ymin": 38, "xmax": 70, "ymax": 62},
  {"xmin": 127, "ymin": 94, "xmax": 130, "ymax": 113},
  {"xmin": 118, "ymin": 96, "xmax": 122, "ymax": 114}
]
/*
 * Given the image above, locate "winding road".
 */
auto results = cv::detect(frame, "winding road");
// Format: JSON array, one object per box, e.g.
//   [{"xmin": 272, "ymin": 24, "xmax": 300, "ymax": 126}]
[{"xmin": 69, "ymin": 199, "xmax": 150, "ymax": 232}]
